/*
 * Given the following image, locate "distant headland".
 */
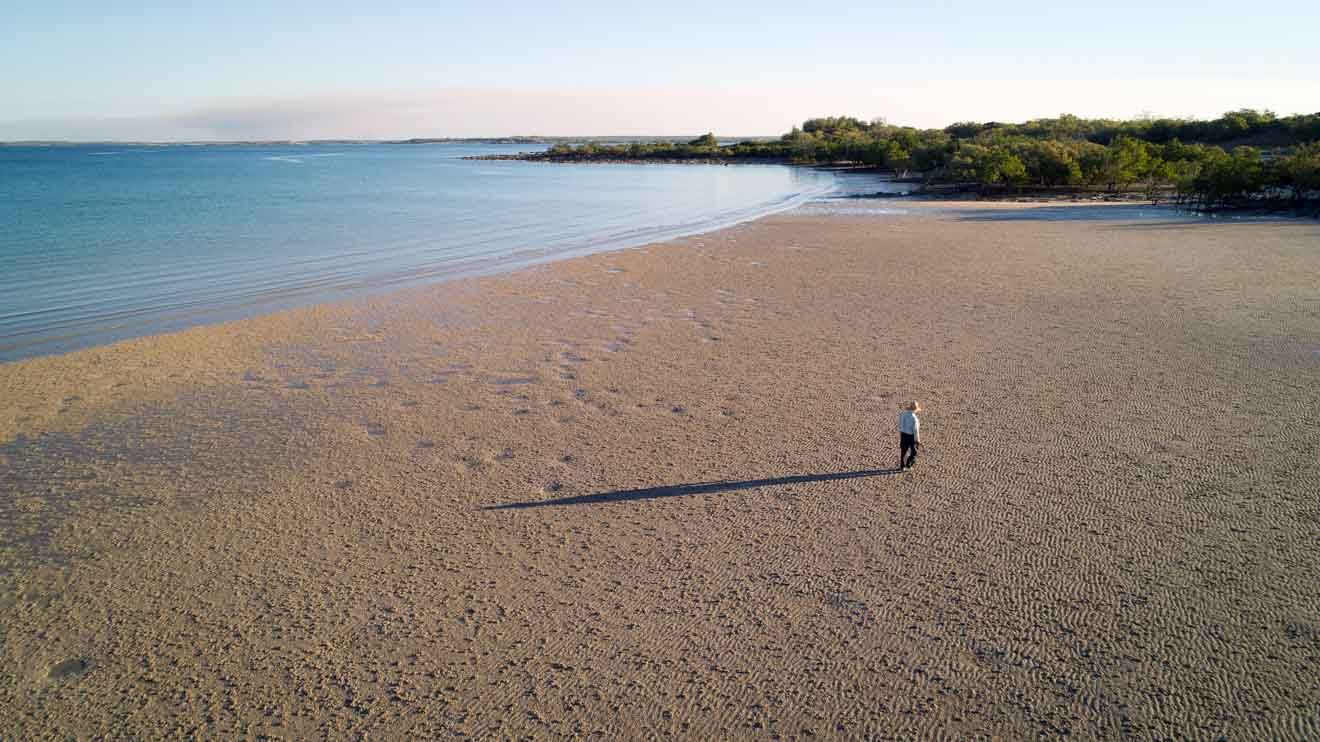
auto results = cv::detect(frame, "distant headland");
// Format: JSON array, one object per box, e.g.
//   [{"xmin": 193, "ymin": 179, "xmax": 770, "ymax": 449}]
[
  {"xmin": 470, "ymin": 111, "xmax": 1320, "ymax": 214},
  {"xmin": 0, "ymin": 136, "xmax": 754, "ymax": 147}
]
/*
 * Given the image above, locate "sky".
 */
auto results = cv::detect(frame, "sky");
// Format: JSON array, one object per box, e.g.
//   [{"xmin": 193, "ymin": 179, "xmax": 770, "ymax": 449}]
[{"xmin": 3, "ymin": 1, "xmax": 1317, "ymax": 140}]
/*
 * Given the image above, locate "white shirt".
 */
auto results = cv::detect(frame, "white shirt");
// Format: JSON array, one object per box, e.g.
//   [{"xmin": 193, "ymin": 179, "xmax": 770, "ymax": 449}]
[{"xmin": 898, "ymin": 411, "xmax": 920, "ymax": 439}]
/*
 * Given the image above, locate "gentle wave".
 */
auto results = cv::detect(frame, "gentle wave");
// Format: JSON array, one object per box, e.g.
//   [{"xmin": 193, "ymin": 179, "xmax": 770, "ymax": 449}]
[
  {"xmin": 263, "ymin": 152, "xmax": 347, "ymax": 164},
  {"xmin": 0, "ymin": 144, "xmax": 855, "ymax": 361}
]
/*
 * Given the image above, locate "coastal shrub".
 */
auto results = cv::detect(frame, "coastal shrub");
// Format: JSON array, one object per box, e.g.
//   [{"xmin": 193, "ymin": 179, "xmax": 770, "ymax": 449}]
[
  {"xmin": 1275, "ymin": 143, "xmax": 1320, "ymax": 200},
  {"xmin": 688, "ymin": 133, "xmax": 718, "ymax": 148},
  {"xmin": 1188, "ymin": 147, "xmax": 1265, "ymax": 205},
  {"xmin": 530, "ymin": 109, "xmax": 1320, "ymax": 207},
  {"xmin": 1287, "ymin": 114, "xmax": 1320, "ymax": 143},
  {"xmin": 1013, "ymin": 139, "xmax": 1083, "ymax": 186}
]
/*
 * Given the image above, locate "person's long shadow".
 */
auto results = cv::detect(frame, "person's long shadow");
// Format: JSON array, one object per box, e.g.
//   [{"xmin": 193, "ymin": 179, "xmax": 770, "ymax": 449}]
[{"xmin": 483, "ymin": 468, "xmax": 902, "ymax": 510}]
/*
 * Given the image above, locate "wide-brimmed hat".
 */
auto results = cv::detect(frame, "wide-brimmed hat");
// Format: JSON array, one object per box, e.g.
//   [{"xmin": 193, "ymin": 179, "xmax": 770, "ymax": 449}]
[{"xmin": 906, "ymin": 401, "xmax": 922, "ymax": 412}]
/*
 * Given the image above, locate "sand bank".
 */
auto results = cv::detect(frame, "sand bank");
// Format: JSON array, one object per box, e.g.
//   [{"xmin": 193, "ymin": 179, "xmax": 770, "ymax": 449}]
[{"xmin": 3, "ymin": 203, "xmax": 1319, "ymax": 737}]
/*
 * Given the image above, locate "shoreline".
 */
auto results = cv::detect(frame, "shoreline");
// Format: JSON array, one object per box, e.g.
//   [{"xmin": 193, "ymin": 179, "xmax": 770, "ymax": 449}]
[
  {"xmin": 0, "ymin": 174, "xmax": 838, "ymax": 366},
  {"xmin": 0, "ymin": 199, "xmax": 1164, "ymax": 374},
  {"xmin": 3, "ymin": 203, "xmax": 1319, "ymax": 737},
  {"xmin": 471, "ymin": 147, "xmax": 1320, "ymax": 218}
]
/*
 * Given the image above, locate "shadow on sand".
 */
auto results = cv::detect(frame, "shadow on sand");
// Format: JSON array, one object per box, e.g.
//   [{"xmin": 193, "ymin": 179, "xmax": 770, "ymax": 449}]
[{"xmin": 483, "ymin": 468, "xmax": 903, "ymax": 510}]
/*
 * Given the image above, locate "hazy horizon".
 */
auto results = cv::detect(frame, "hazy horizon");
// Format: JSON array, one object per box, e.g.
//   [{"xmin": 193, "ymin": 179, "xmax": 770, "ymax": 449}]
[
  {"xmin": 7, "ymin": 79, "xmax": 1319, "ymax": 144},
  {"xmin": 4, "ymin": 2, "xmax": 1317, "ymax": 142}
]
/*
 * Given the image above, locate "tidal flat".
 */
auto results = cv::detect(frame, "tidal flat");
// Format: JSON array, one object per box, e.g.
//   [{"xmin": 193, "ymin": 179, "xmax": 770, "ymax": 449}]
[{"xmin": 3, "ymin": 203, "xmax": 1318, "ymax": 738}]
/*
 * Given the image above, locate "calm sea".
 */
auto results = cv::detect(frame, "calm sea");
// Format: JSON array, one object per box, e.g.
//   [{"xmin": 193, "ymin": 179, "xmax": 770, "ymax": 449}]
[{"xmin": 0, "ymin": 143, "xmax": 854, "ymax": 362}]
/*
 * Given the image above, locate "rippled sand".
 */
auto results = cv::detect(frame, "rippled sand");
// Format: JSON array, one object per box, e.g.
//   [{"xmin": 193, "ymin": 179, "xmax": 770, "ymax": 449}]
[{"xmin": 3, "ymin": 203, "xmax": 1319, "ymax": 738}]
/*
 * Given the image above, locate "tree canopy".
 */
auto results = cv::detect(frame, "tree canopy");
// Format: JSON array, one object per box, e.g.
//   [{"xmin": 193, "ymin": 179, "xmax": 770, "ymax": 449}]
[{"xmin": 518, "ymin": 110, "xmax": 1320, "ymax": 208}]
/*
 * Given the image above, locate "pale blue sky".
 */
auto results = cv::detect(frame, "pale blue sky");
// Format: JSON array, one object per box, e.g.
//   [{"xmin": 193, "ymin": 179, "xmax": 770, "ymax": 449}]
[{"xmin": 3, "ymin": 1, "xmax": 1317, "ymax": 139}]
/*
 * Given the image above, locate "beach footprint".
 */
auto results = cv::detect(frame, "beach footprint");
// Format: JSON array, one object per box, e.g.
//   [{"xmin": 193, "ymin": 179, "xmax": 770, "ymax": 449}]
[{"xmin": 44, "ymin": 658, "xmax": 88, "ymax": 682}]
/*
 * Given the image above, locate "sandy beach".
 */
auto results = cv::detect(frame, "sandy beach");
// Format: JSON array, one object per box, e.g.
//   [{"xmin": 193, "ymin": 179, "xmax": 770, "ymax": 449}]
[{"xmin": 3, "ymin": 202, "xmax": 1319, "ymax": 738}]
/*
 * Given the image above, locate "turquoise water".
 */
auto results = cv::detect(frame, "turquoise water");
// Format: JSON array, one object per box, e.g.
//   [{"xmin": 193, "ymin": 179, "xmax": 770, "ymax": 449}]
[{"xmin": 0, "ymin": 143, "xmax": 841, "ymax": 362}]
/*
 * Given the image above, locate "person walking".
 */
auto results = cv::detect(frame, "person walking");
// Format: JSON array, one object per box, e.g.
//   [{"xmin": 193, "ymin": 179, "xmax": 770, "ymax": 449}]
[{"xmin": 898, "ymin": 401, "xmax": 922, "ymax": 470}]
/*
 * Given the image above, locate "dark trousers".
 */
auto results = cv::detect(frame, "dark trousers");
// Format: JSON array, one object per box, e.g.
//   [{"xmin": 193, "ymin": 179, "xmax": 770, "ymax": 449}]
[{"xmin": 900, "ymin": 432, "xmax": 918, "ymax": 469}]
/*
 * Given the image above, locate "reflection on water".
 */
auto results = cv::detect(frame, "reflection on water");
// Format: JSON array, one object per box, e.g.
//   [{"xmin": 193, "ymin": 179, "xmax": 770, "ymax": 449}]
[
  {"xmin": 948, "ymin": 204, "xmax": 1202, "ymax": 222},
  {"xmin": 820, "ymin": 169, "xmax": 921, "ymax": 198}
]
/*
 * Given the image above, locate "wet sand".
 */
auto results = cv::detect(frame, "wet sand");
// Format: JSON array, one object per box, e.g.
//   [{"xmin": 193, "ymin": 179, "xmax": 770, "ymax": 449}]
[{"xmin": 3, "ymin": 203, "xmax": 1319, "ymax": 738}]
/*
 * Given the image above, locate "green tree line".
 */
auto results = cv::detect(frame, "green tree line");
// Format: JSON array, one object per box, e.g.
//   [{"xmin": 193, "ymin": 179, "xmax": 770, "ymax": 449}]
[{"xmin": 531, "ymin": 111, "xmax": 1320, "ymax": 208}]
